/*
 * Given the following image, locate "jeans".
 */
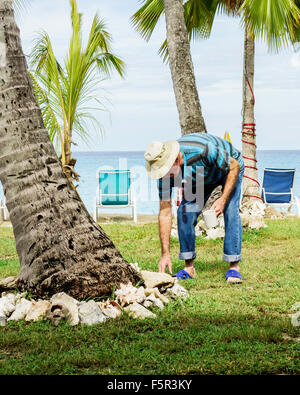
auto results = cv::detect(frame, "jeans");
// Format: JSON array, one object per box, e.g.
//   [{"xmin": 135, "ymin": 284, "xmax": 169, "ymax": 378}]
[{"xmin": 177, "ymin": 169, "xmax": 244, "ymax": 263}]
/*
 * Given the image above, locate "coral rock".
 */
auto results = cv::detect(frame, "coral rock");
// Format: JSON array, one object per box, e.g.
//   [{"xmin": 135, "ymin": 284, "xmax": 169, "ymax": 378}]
[
  {"xmin": 248, "ymin": 215, "xmax": 267, "ymax": 229},
  {"xmin": 46, "ymin": 306, "xmax": 68, "ymax": 327},
  {"xmin": 115, "ymin": 283, "xmax": 146, "ymax": 307},
  {"xmin": 129, "ymin": 262, "xmax": 141, "ymax": 273},
  {"xmin": 8, "ymin": 298, "xmax": 32, "ymax": 321},
  {"xmin": 144, "ymin": 287, "xmax": 169, "ymax": 305},
  {"xmin": 170, "ymin": 229, "xmax": 178, "ymax": 238},
  {"xmin": 124, "ymin": 302, "xmax": 156, "ymax": 319},
  {"xmin": 0, "ymin": 293, "xmax": 16, "ymax": 317},
  {"xmin": 98, "ymin": 300, "xmax": 122, "ymax": 319},
  {"xmin": 143, "ymin": 294, "xmax": 164, "ymax": 310},
  {"xmin": 205, "ymin": 227, "xmax": 225, "ymax": 240},
  {"xmin": 264, "ymin": 207, "xmax": 282, "ymax": 219},
  {"xmin": 0, "ymin": 276, "xmax": 18, "ymax": 293},
  {"xmin": 165, "ymin": 282, "xmax": 188, "ymax": 299},
  {"xmin": 78, "ymin": 300, "xmax": 106, "ymax": 325},
  {"xmin": 140, "ymin": 271, "xmax": 175, "ymax": 290},
  {"xmin": 25, "ymin": 300, "xmax": 51, "ymax": 322},
  {"xmin": 49, "ymin": 292, "xmax": 79, "ymax": 326}
]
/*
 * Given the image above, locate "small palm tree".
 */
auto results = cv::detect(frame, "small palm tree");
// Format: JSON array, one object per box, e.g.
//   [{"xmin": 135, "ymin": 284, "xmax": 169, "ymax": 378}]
[{"xmin": 29, "ymin": 0, "xmax": 125, "ymax": 192}]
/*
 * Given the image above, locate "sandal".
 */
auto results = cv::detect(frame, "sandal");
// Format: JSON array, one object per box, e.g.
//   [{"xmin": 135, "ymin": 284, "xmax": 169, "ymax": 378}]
[
  {"xmin": 173, "ymin": 269, "xmax": 194, "ymax": 280},
  {"xmin": 225, "ymin": 269, "xmax": 243, "ymax": 284}
]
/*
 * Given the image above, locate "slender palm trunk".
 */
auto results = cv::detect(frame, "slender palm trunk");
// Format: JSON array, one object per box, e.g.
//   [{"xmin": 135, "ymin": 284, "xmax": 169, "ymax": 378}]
[
  {"xmin": 62, "ymin": 133, "xmax": 80, "ymax": 199},
  {"xmin": 64, "ymin": 135, "xmax": 72, "ymax": 170},
  {"xmin": 241, "ymin": 26, "xmax": 261, "ymax": 204},
  {"xmin": 163, "ymin": 0, "xmax": 206, "ymax": 136},
  {"xmin": 0, "ymin": 0, "xmax": 140, "ymax": 298}
]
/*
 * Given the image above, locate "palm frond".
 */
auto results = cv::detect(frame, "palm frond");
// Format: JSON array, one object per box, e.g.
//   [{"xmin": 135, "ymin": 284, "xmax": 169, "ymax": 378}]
[
  {"xmin": 30, "ymin": 0, "xmax": 123, "ymax": 155},
  {"xmin": 131, "ymin": 0, "xmax": 165, "ymax": 41},
  {"xmin": 96, "ymin": 53, "xmax": 125, "ymax": 77},
  {"xmin": 63, "ymin": 8, "xmax": 125, "ymax": 133},
  {"xmin": 184, "ymin": 0, "xmax": 217, "ymax": 41},
  {"xmin": 30, "ymin": 31, "xmax": 65, "ymax": 90},
  {"xmin": 29, "ymin": 71, "xmax": 64, "ymax": 152},
  {"xmin": 70, "ymin": 0, "xmax": 82, "ymax": 32},
  {"xmin": 216, "ymin": 0, "xmax": 244, "ymax": 16},
  {"xmin": 29, "ymin": 30, "xmax": 68, "ymax": 149},
  {"xmin": 241, "ymin": 0, "xmax": 300, "ymax": 51},
  {"xmin": 132, "ymin": 0, "xmax": 217, "ymax": 62},
  {"xmin": 158, "ymin": 39, "xmax": 168, "ymax": 62},
  {"xmin": 289, "ymin": 0, "xmax": 300, "ymax": 45},
  {"xmin": 87, "ymin": 14, "xmax": 112, "ymax": 53}
]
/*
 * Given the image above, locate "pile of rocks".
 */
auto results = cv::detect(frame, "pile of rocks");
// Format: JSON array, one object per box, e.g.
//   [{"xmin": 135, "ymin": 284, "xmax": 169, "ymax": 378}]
[
  {"xmin": 240, "ymin": 201, "xmax": 297, "ymax": 228},
  {"xmin": 171, "ymin": 214, "xmax": 225, "ymax": 240},
  {"xmin": 240, "ymin": 200, "xmax": 267, "ymax": 230},
  {"xmin": 264, "ymin": 206, "xmax": 298, "ymax": 219},
  {"xmin": 171, "ymin": 200, "xmax": 293, "ymax": 239},
  {"xmin": 0, "ymin": 266, "xmax": 188, "ymax": 327}
]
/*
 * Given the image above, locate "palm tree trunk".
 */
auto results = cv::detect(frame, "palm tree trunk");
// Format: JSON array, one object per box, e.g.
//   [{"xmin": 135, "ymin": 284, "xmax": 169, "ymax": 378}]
[
  {"xmin": 62, "ymin": 134, "xmax": 81, "ymax": 200},
  {"xmin": 0, "ymin": 0, "xmax": 140, "ymax": 298},
  {"xmin": 241, "ymin": 26, "xmax": 261, "ymax": 204},
  {"xmin": 163, "ymin": 0, "xmax": 207, "ymax": 136}
]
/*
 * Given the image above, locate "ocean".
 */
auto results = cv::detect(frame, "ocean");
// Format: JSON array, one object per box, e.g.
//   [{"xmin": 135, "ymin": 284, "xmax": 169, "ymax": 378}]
[{"xmin": 1, "ymin": 150, "xmax": 300, "ymax": 216}]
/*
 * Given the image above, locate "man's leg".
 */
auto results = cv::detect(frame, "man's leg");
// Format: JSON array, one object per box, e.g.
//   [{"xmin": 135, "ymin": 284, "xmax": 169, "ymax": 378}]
[
  {"xmin": 177, "ymin": 199, "xmax": 200, "ymax": 277},
  {"xmin": 177, "ymin": 188, "xmax": 213, "ymax": 277},
  {"xmin": 222, "ymin": 169, "xmax": 244, "ymax": 283}
]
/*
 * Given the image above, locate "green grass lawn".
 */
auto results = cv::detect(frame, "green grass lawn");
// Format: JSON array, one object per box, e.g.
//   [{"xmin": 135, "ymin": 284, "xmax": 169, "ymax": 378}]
[{"xmin": 0, "ymin": 219, "xmax": 300, "ymax": 375}]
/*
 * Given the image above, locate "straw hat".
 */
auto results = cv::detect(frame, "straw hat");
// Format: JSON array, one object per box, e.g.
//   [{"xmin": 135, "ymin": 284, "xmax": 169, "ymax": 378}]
[{"xmin": 144, "ymin": 140, "xmax": 180, "ymax": 180}]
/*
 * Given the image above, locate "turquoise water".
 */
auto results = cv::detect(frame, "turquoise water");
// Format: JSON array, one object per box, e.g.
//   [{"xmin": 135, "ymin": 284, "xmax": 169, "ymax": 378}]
[{"xmin": 1, "ymin": 150, "xmax": 300, "ymax": 215}]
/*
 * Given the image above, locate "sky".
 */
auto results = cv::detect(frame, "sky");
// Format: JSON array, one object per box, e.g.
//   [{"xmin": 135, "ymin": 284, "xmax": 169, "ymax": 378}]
[{"xmin": 17, "ymin": 0, "xmax": 300, "ymax": 152}]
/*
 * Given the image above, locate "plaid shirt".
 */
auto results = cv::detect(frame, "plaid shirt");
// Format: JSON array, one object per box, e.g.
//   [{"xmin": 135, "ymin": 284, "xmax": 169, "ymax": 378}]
[{"xmin": 158, "ymin": 132, "xmax": 244, "ymax": 200}]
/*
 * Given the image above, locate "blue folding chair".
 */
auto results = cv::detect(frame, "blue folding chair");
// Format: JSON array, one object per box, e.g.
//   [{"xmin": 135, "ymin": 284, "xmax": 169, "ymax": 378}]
[
  {"xmin": 93, "ymin": 169, "xmax": 137, "ymax": 222},
  {"xmin": 261, "ymin": 168, "xmax": 300, "ymax": 216}
]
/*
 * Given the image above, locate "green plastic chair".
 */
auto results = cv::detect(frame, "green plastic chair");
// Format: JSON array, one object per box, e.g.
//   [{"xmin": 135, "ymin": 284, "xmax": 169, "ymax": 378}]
[{"xmin": 94, "ymin": 169, "xmax": 137, "ymax": 222}]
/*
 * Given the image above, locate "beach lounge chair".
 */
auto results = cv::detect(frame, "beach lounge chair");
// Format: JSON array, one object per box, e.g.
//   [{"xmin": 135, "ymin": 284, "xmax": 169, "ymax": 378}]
[
  {"xmin": 93, "ymin": 169, "xmax": 137, "ymax": 223},
  {"xmin": 261, "ymin": 168, "xmax": 300, "ymax": 217}
]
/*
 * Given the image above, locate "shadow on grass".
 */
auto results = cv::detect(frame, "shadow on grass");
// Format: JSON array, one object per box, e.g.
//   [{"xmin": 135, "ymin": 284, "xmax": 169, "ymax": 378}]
[{"xmin": 0, "ymin": 304, "xmax": 299, "ymax": 375}]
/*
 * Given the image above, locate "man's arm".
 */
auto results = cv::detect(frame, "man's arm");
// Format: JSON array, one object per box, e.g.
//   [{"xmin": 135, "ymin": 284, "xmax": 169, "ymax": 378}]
[
  {"xmin": 158, "ymin": 200, "xmax": 173, "ymax": 274},
  {"xmin": 212, "ymin": 157, "xmax": 240, "ymax": 216}
]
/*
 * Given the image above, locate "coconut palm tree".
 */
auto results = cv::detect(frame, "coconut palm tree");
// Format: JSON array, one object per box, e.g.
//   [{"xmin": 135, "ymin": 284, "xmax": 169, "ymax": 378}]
[
  {"xmin": 0, "ymin": 0, "xmax": 140, "ymax": 298},
  {"xmin": 240, "ymin": 0, "xmax": 300, "ymax": 203},
  {"xmin": 163, "ymin": 0, "xmax": 207, "ymax": 135},
  {"xmin": 29, "ymin": 0, "xmax": 125, "ymax": 193},
  {"xmin": 132, "ymin": 0, "xmax": 300, "ymax": 206}
]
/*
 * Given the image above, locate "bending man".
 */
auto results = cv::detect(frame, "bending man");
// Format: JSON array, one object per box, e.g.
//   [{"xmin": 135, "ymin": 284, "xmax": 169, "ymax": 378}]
[{"xmin": 144, "ymin": 132, "xmax": 244, "ymax": 283}]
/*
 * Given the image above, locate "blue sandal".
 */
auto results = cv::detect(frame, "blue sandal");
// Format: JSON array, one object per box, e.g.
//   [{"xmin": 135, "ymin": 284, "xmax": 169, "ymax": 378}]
[
  {"xmin": 225, "ymin": 269, "xmax": 243, "ymax": 283},
  {"xmin": 173, "ymin": 269, "xmax": 193, "ymax": 280}
]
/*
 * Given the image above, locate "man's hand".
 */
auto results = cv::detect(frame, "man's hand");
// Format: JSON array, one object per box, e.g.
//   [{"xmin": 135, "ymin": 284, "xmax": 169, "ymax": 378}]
[
  {"xmin": 211, "ymin": 197, "xmax": 226, "ymax": 217},
  {"xmin": 212, "ymin": 158, "xmax": 240, "ymax": 216},
  {"xmin": 158, "ymin": 254, "xmax": 172, "ymax": 275},
  {"xmin": 158, "ymin": 200, "xmax": 172, "ymax": 273}
]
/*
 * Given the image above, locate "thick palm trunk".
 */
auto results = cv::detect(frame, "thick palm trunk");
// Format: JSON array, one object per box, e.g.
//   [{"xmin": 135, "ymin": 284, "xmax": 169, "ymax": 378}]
[
  {"xmin": 0, "ymin": 0, "xmax": 140, "ymax": 298},
  {"xmin": 163, "ymin": 0, "xmax": 206, "ymax": 136},
  {"xmin": 241, "ymin": 26, "xmax": 261, "ymax": 204}
]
